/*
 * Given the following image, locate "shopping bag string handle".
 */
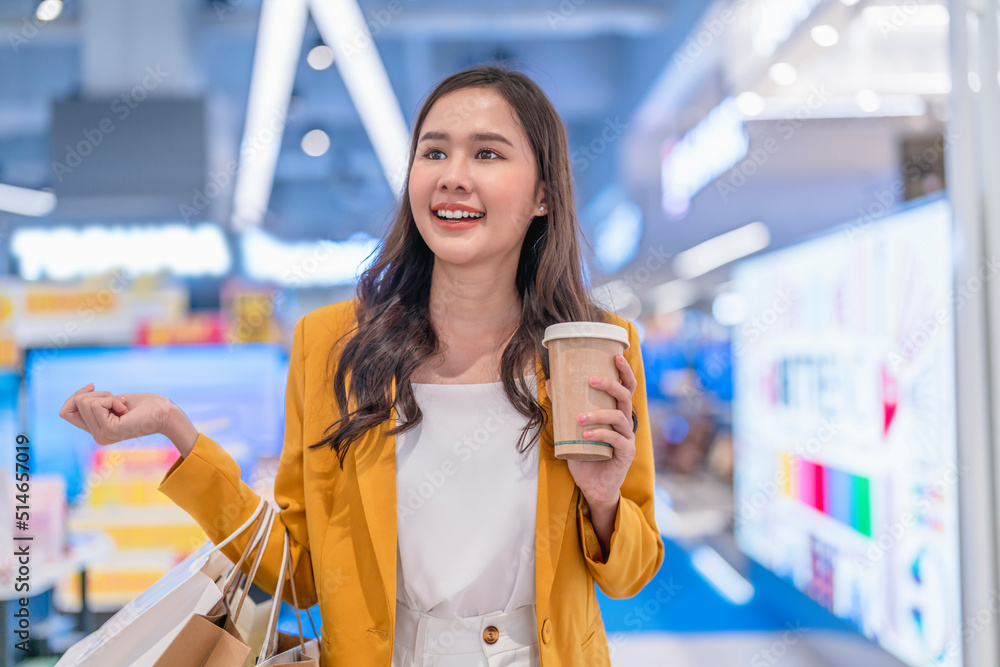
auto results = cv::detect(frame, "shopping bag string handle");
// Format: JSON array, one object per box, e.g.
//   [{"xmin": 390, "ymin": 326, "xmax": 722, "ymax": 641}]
[
  {"xmin": 230, "ymin": 504, "xmax": 275, "ymax": 622},
  {"xmin": 284, "ymin": 533, "xmax": 306, "ymax": 656},
  {"xmin": 222, "ymin": 501, "xmax": 273, "ymax": 596},
  {"xmin": 188, "ymin": 495, "xmax": 267, "ymax": 572},
  {"xmin": 260, "ymin": 526, "xmax": 291, "ymax": 659}
]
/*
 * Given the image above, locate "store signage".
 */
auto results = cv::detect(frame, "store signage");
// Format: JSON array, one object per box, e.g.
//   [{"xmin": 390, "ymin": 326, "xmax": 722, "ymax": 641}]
[
  {"xmin": 660, "ymin": 97, "xmax": 749, "ymax": 219},
  {"xmin": 10, "ymin": 223, "xmax": 230, "ymax": 280}
]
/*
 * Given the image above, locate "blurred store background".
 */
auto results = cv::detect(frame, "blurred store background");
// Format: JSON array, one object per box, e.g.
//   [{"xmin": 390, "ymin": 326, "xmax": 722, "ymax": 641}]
[{"xmin": 0, "ymin": 0, "xmax": 998, "ymax": 665}]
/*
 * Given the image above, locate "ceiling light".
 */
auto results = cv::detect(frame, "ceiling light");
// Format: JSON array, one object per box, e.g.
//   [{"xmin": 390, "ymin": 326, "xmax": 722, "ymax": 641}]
[
  {"xmin": 768, "ymin": 62, "xmax": 798, "ymax": 86},
  {"xmin": 651, "ymin": 279, "xmax": 698, "ymax": 314},
  {"xmin": 855, "ymin": 89, "xmax": 881, "ymax": 112},
  {"xmin": 0, "ymin": 183, "xmax": 56, "ymax": 217},
  {"xmin": 230, "ymin": 0, "xmax": 309, "ymax": 229},
  {"xmin": 712, "ymin": 292, "xmax": 749, "ymax": 326},
  {"xmin": 673, "ymin": 222, "xmax": 771, "ymax": 279},
  {"xmin": 307, "ymin": 44, "xmax": 334, "ymax": 70},
  {"xmin": 736, "ymin": 92, "xmax": 764, "ymax": 117},
  {"xmin": 810, "ymin": 25, "xmax": 839, "ymax": 46},
  {"xmin": 839, "ymin": 0, "xmax": 860, "ymax": 6},
  {"xmin": 968, "ymin": 72, "xmax": 981, "ymax": 92},
  {"xmin": 36, "ymin": 0, "xmax": 62, "ymax": 21},
  {"xmin": 660, "ymin": 98, "xmax": 749, "ymax": 220},
  {"xmin": 746, "ymin": 93, "xmax": 924, "ymax": 119},
  {"xmin": 309, "ymin": 0, "xmax": 410, "ymax": 198},
  {"xmin": 241, "ymin": 228, "xmax": 380, "ymax": 287},
  {"xmin": 861, "ymin": 5, "xmax": 950, "ymax": 27},
  {"xmin": 301, "ymin": 129, "xmax": 330, "ymax": 156}
]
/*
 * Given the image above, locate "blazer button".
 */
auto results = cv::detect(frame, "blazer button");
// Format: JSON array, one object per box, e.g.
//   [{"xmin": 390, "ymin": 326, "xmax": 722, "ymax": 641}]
[
  {"xmin": 483, "ymin": 626, "xmax": 500, "ymax": 644},
  {"xmin": 541, "ymin": 619, "xmax": 552, "ymax": 645}
]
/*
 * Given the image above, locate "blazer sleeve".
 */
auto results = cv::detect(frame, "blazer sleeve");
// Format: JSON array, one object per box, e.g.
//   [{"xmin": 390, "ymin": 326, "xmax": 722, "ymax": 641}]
[
  {"xmin": 157, "ymin": 314, "xmax": 317, "ymax": 608},
  {"xmin": 576, "ymin": 318, "xmax": 665, "ymax": 598}
]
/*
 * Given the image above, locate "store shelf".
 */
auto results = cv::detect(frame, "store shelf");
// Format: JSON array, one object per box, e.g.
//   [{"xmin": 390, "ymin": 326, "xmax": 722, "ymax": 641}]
[
  {"xmin": 68, "ymin": 504, "xmax": 195, "ymax": 526},
  {"xmin": 0, "ymin": 530, "xmax": 114, "ymax": 601}
]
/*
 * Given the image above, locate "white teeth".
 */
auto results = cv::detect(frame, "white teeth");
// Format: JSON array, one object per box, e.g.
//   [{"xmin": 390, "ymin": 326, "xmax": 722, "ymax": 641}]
[{"xmin": 435, "ymin": 209, "xmax": 484, "ymax": 219}]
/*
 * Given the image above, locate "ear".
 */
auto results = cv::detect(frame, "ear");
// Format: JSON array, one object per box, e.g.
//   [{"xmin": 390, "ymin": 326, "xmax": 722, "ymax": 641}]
[{"xmin": 535, "ymin": 181, "xmax": 547, "ymax": 215}]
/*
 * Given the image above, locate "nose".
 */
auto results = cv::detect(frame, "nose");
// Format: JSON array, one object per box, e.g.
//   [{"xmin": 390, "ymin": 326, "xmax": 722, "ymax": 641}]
[{"xmin": 438, "ymin": 154, "xmax": 471, "ymax": 192}]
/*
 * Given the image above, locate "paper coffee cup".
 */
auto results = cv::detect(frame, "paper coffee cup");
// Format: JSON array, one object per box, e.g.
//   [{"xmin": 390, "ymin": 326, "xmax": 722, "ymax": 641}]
[{"xmin": 542, "ymin": 322, "xmax": 630, "ymax": 461}]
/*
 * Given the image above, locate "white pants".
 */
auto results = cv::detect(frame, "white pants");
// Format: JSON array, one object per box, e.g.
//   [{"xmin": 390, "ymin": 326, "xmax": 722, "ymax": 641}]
[{"xmin": 392, "ymin": 601, "xmax": 541, "ymax": 667}]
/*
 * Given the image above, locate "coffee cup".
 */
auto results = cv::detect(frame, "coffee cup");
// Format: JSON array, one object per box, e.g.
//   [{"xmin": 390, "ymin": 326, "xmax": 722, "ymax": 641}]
[{"xmin": 541, "ymin": 321, "xmax": 630, "ymax": 461}]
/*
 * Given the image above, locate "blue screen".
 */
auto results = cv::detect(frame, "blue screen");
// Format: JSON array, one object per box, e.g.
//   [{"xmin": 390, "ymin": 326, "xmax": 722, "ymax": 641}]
[
  {"xmin": 0, "ymin": 371, "xmax": 20, "ymax": 474},
  {"xmin": 26, "ymin": 343, "xmax": 289, "ymax": 504}
]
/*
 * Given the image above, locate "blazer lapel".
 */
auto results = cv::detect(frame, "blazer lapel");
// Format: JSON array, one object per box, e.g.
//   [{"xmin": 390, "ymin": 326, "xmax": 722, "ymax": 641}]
[
  {"xmin": 353, "ymin": 375, "xmax": 399, "ymax": 628},
  {"xmin": 352, "ymin": 362, "xmax": 576, "ymax": 629}
]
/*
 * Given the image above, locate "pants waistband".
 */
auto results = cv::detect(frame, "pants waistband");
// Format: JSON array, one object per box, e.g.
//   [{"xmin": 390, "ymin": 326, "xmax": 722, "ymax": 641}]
[{"xmin": 394, "ymin": 600, "xmax": 538, "ymax": 655}]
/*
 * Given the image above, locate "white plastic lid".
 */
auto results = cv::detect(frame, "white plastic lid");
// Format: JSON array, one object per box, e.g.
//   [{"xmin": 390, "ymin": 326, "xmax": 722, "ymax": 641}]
[{"xmin": 541, "ymin": 322, "xmax": 630, "ymax": 349}]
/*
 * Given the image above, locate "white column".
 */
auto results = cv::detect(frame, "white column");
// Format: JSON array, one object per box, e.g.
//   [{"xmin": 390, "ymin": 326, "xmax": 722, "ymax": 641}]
[{"xmin": 947, "ymin": 0, "xmax": 1000, "ymax": 663}]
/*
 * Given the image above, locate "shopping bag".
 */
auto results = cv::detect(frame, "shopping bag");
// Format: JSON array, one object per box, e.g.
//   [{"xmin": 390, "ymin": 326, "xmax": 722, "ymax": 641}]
[
  {"xmin": 152, "ymin": 503, "xmax": 276, "ymax": 667},
  {"xmin": 150, "ymin": 600, "xmax": 250, "ymax": 666},
  {"xmin": 235, "ymin": 580, "xmax": 276, "ymax": 667},
  {"xmin": 55, "ymin": 497, "xmax": 268, "ymax": 667},
  {"xmin": 256, "ymin": 528, "xmax": 320, "ymax": 666}
]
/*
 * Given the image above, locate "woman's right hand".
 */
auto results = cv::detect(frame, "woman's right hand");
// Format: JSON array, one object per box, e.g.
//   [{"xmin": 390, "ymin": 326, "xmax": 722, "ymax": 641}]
[{"xmin": 59, "ymin": 383, "xmax": 173, "ymax": 447}]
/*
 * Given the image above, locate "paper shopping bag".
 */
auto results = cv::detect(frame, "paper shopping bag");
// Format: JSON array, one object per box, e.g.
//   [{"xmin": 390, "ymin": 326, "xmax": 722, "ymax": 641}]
[
  {"xmin": 151, "ymin": 597, "xmax": 250, "ymax": 666},
  {"xmin": 152, "ymin": 502, "xmax": 276, "ymax": 667},
  {"xmin": 55, "ymin": 497, "xmax": 269, "ymax": 667},
  {"xmin": 264, "ymin": 630, "xmax": 321, "ymax": 665},
  {"xmin": 234, "ymin": 582, "xmax": 275, "ymax": 667},
  {"xmin": 56, "ymin": 543, "xmax": 229, "ymax": 666}
]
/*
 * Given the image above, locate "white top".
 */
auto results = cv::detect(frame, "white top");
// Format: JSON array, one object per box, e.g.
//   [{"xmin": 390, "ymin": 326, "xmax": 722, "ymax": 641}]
[{"xmin": 395, "ymin": 376, "xmax": 539, "ymax": 618}]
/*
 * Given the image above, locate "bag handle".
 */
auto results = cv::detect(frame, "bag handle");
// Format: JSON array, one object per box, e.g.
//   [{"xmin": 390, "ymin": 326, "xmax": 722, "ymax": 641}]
[
  {"xmin": 283, "ymin": 534, "xmax": 307, "ymax": 657},
  {"xmin": 188, "ymin": 496, "xmax": 268, "ymax": 572},
  {"xmin": 260, "ymin": 526, "xmax": 319, "ymax": 660},
  {"xmin": 222, "ymin": 501, "xmax": 273, "ymax": 599},
  {"xmin": 278, "ymin": 524, "xmax": 319, "ymax": 645},
  {"xmin": 230, "ymin": 504, "xmax": 276, "ymax": 623},
  {"xmin": 259, "ymin": 527, "xmax": 291, "ymax": 659}
]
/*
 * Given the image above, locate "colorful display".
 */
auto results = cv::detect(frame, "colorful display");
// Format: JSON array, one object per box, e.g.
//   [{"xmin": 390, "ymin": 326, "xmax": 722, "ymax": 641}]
[
  {"xmin": 732, "ymin": 197, "xmax": 962, "ymax": 666},
  {"xmin": 26, "ymin": 343, "xmax": 289, "ymax": 503}
]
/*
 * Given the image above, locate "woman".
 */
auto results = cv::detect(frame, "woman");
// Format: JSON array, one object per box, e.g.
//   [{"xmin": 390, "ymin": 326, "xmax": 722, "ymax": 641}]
[{"xmin": 59, "ymin": 64, "xmax": 664, "ymax": 666}]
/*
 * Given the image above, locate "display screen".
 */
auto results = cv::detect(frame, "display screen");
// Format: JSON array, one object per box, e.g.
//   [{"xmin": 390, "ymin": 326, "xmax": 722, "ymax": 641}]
[
  {"xmin": 732, "ymin": 197, "xmax": 962, "ymax": 666},
  {"xmin": 26, "ymin": 343, "xmax": 288, "ymax": 504},
  {"xmin": 0, "ymin": 371, "xmax": 19, "ymax": 475}
]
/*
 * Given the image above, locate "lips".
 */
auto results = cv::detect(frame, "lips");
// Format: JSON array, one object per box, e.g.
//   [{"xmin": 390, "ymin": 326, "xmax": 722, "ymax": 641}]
[{"xmin": 430, "ymin": 208, "xmax": 483, "ymax": 230}]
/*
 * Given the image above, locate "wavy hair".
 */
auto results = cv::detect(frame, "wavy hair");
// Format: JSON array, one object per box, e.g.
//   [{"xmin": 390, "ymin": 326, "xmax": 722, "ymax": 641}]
[{"xmin": 308, "ymin": 64, "xmax": 616, "ymax": 469}]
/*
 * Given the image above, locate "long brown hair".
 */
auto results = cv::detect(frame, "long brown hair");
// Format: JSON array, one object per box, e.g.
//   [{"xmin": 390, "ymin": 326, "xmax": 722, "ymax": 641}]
[{"xmin": 309, "ymin": 64, "xmax": 613, "ymax": 469}]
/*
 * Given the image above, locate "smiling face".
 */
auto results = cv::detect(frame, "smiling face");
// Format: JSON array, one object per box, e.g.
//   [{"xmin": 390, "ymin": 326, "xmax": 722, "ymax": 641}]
[{"xmin": 408, "ymin": 86, "xmax": 546, "ymax": 270}]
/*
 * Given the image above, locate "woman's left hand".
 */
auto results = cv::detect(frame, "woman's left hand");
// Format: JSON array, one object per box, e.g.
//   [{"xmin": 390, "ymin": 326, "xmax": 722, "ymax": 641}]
[{"xmin": 547, "ymin": 353, "xmax": 637, "ymax": 509}]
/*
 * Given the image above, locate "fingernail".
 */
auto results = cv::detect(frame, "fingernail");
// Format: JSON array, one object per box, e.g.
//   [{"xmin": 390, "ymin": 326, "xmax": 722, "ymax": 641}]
[
  {"xmin": 577, "ymin": 413, "xmax": 587, "ymax": 423},
  {"xmin": 583, "ymin": 430, "xmax": 592, "ymax": 438},
  {"xmin": 590, "ymin": 376, "xmax": 598, "ymax": 385}
]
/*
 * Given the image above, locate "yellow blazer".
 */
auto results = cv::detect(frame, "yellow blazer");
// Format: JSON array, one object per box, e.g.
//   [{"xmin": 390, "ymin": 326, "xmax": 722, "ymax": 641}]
[{"xmin": 158, "ymin": 298, "xmax": 664, "ymax": 666}]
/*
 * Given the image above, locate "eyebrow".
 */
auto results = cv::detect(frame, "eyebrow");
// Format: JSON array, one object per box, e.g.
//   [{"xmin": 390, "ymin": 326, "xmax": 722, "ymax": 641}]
[{"xmin": 417, "ymin": 130, "xmax": 515, "ymax": 148}]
